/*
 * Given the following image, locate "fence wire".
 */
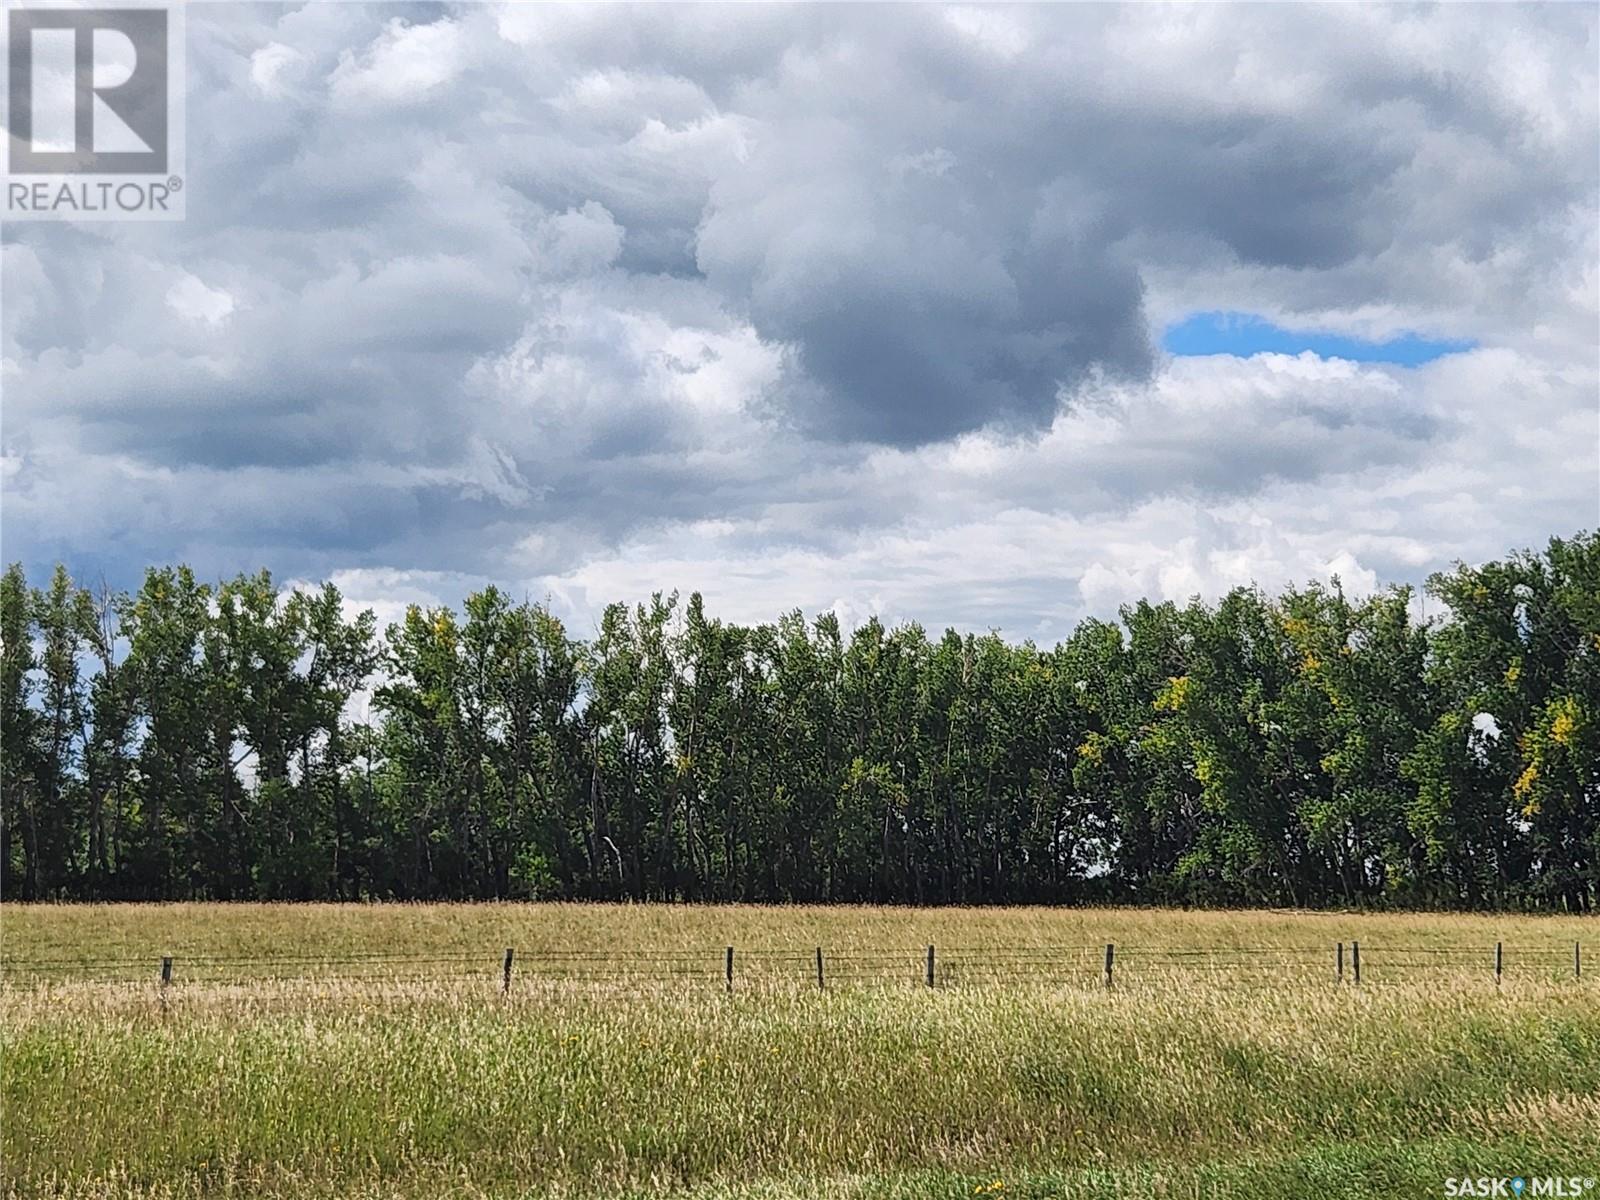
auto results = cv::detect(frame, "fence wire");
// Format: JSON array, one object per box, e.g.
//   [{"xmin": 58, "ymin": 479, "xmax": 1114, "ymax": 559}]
[{"xmin": 1, "ymin": 940, "xmax": 1587, "ymax": 991}]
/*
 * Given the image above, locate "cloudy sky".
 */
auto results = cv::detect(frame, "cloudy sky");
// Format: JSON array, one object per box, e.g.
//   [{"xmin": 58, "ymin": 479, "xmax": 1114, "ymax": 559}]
[{"xmin": 4, "ymin": 2, "xmax": 1597, "ymax": 641}]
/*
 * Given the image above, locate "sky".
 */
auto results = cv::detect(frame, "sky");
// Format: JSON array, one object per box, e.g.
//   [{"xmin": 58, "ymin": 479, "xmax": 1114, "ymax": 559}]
[
  {"xmin": 1160, "ymin": 314, "xmax": 1475, "ymax": 368},
  {"xmin": 3, "ymin": 2, "xmax": 1597, "ymax": 644}
]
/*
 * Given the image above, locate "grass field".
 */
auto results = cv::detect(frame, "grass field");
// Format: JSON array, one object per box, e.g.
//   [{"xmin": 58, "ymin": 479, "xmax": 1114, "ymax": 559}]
[{"xmin": 2, "ymin": 904, "xmax": 1597, "ymax": 1199}]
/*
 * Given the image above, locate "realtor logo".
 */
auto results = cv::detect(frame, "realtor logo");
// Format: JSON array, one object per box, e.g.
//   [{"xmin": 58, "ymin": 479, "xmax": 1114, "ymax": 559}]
[
  {"xmin": 5, "ymin": 3, "xmax": 185, "ymax": 219},
  {"xmin": 9, "ymin": 7, "xmax": 167, "ymax": 172}
]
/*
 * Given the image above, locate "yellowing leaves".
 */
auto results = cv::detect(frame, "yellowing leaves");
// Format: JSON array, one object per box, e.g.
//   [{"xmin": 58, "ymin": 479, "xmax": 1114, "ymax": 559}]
[
  {"xmin": 1513, "ymin": 761, "xmax": 1541, "ymax": 818},
  {"xmin": 1513, "ymin": 762, "xmax": 1538, "ymax": 801},
  {"xmin": 1515, "ymin": 697, "xmax": 1588, "ymax": 819},
  {"xmin": 1550, "ymin": 700, "xmax": 1579, "ymax": 747},
  {"xmin": 1153, "ymin": 675, "xmax": 1191, "ymax": 713}
]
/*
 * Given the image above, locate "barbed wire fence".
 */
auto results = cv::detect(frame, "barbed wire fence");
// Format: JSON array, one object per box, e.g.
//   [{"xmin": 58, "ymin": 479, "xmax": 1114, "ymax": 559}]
[{"xmin": 0, "ymin": 940, "xmax": 1586, "ymax": 992}]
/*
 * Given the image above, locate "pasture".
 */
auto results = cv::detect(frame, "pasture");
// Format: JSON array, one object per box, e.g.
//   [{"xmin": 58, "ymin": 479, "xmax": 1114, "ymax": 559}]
[{"xmin": 2, "ymin": 904, "xmax": 1597, "ymax": 1199}]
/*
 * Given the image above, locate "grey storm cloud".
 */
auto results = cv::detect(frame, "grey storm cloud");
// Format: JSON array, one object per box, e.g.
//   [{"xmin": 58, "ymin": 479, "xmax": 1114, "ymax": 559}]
[
  {"xmin": 2, "ymin": 3, "xmax": 1595, "ymax": 628},
  {"xmin": 694, "ymin": 121, "xmax": 1154, "ymax": 444}
]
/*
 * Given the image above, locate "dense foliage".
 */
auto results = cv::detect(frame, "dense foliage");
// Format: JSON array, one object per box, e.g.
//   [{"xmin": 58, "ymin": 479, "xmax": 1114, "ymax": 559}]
[{"xmin": 1, "ymin": 533, "xmax": 1595, "ymax": 909}]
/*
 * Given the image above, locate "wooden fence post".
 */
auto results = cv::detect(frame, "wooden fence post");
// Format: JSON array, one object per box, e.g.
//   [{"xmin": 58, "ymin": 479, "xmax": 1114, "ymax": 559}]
[
  {"xmin": 502, "ymin": 947, "xmax": 514, "ymax": 994},
  {"xmin": 1337, "ymin": 941, "xmax": 1344, "ymax": 983},
  {"xmin": 725, "ymin": 946, "xmax": 734, "ymax": 993},
  {"xmin": 816, "ymin": 947, "xmax": 824, "ymax": 991},
  {"xmin": 1103, "ymin": 942, "xmax": 1115, "ymax": 989},
  {"xmin": 1352, "ymin": 940, "xmax": 1360, "ymax": 985},
  {"xmin": 925, "ymin": 944, "xmax": 935, "ymax": 988},
  {"xmin": 160, "ymin": 956, "xmax": 172, "ymax": 987},
  {"xmin": 1495, "ymin": 941, "xmax": 1502, "ymax": 985}
]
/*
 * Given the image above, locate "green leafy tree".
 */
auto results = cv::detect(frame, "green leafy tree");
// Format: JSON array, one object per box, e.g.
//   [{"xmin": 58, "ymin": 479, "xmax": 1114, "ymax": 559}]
[
  {"xmin": 121, "ymin": 568, "xmax": 214, "ymax": 897},
  {"xmin": 1, "ymin": 564, "xmax": 40, "ymax": 898},
  {"xmin": 3, "ymin": 534, "xmax": 1592, "ymax": 908}
]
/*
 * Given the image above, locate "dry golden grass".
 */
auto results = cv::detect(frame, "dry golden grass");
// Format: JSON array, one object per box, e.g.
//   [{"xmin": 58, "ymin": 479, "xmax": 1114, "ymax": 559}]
[
  {"xmin": 2, "ymin": 905, "xmax": 1596, "ymax": 1199},
  {"xmin": 3, "ymin": 902, "xmax": 1589, "ymax": 982}
]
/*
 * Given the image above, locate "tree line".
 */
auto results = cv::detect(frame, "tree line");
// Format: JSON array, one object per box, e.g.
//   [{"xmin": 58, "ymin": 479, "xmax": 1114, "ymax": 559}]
[{"xmin": 1, "ymin": 533, "xmax": 1595, "ymax": 910}]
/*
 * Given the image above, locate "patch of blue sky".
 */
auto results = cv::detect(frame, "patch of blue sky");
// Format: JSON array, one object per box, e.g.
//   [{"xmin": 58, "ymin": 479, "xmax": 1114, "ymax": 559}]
[{"xmin": 1163, "ymin": 311, "xmax": 1475, "ymax": 366}]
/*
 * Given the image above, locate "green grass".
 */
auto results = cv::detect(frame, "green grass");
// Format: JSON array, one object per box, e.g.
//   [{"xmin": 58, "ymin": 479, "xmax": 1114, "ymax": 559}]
[{"xmin": 3, "ymin": 904, "xmax": 1597, "ymax": 1198}]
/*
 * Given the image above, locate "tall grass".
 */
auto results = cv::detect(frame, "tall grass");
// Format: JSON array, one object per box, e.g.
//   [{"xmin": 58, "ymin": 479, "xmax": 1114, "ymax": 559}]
[{"xmin": 3, "ymin": 905, "xmax": 1596, "ymax": 1199}]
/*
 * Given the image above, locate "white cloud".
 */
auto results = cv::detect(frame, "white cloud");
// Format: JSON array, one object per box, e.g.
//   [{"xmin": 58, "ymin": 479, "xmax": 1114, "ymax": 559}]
[
  {"xmin": 532, "ymin": 202, "xmax": 624, "ymax": 277},
  {"xmin": 2, "ymin": 4, "xmax": 1594, "ymax": 640},
  {"xmin": 943, "ymin": 7, "xmax": 1030, "ymax": 59},
  {"xmin": 329, "ymin": 18, "xmax": 465, "ymax": 106},
  {"xmin": 165, "ymin": 274, "xmax": 236, "ymax": 326},
  {"xmin": 249, "ymin": 42, "xmax": 306, "ymax": 96}
]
